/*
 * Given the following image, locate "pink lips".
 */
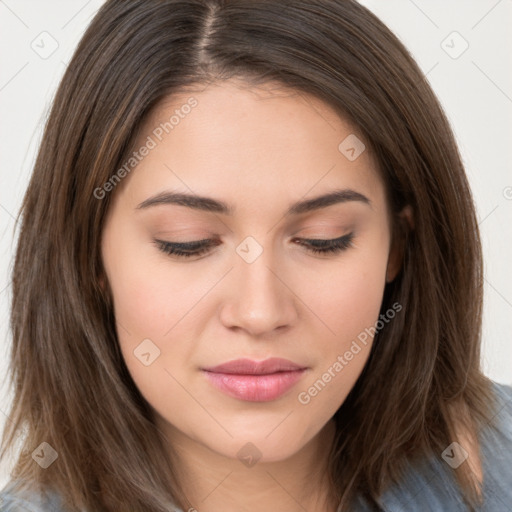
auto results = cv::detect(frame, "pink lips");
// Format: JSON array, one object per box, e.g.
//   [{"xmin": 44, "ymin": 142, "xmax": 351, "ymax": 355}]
[{"xmin": 202, "ymin": 357, "xmax": 308, "ymax": 402}]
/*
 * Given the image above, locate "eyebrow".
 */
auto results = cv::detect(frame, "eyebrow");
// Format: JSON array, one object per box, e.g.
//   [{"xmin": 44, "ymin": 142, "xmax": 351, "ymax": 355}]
[{"xmin": 135, "ymin": 188, "xmax": 371, "ymax": 216}]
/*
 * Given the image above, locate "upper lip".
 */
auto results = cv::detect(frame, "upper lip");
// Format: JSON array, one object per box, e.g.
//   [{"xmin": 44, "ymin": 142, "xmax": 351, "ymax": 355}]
[{"xmin": 202, "ymin": 357, "xmax": 307, "ymax": 375}]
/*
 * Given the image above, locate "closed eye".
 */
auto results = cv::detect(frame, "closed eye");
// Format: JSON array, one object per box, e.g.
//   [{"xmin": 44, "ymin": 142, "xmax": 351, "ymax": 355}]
[
  {"xmin": 293, "ymin": 233, "xmax": 354, "ymax": 254},
  {"xmin": 153, "ymin": 233, "xmax": 354, "ymax": 259}
]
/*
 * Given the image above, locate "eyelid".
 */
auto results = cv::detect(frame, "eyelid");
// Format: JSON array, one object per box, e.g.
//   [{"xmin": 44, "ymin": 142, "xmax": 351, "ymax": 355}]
[{"xmin": 153, "ymin": 233, "xmax": 354, "ymax": 259}]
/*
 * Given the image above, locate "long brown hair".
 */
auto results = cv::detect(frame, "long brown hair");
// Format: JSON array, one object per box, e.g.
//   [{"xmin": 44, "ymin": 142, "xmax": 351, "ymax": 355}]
[{"xmin": 1, "ymin": 1, "xmax": 497, "ymax": 510}]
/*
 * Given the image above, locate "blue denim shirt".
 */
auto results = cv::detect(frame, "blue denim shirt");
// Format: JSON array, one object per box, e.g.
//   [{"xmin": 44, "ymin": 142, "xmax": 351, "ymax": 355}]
[{"xmin": 1, "ymin": 381, "xmax": 511, "ymax": 511}]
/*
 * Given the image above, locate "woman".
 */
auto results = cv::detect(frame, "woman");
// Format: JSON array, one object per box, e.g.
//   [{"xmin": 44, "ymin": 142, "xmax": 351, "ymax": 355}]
[{"xmin": 1, "ymin": 1, "xmax": 510, "ymax": 511}]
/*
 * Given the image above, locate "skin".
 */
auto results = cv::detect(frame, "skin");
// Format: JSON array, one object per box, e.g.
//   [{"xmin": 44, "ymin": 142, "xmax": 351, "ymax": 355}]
[{"xmin": 101, "ymin": 79, "xmax": 407, "ymax": 512}]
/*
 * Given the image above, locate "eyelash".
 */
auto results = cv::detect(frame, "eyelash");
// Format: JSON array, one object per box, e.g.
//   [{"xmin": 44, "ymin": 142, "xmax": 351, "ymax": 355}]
[{"xmin": 153, "ymin": 233, "xmax": 354, "ymax": 259}]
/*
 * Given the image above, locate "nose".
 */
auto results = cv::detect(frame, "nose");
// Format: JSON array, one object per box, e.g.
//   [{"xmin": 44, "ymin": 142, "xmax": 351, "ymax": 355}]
[{"xmin": 218, "ymin": 246, "xmax": 299, "ymax": 337}]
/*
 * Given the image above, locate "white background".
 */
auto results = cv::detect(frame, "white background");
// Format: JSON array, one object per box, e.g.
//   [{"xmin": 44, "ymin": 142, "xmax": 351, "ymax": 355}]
[{"xmin": 1, "ymin": 0, "xmax": 511, "ymax": 488}]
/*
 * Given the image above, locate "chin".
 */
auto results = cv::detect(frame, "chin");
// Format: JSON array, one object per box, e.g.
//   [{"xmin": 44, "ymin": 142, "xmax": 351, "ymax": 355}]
[{"xmin": 206, "ymin": 427, "xmax": 314, "ymax": 464}]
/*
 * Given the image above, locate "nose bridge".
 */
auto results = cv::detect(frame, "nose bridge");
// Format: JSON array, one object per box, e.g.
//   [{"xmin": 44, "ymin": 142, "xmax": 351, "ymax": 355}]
[
  {"xmin": 220, "ymin": 235, "xmax": 297, "ymax": 334},
  {"xmin": 238, "ymin": 246, "xmax": 280, "ymax": 299}
]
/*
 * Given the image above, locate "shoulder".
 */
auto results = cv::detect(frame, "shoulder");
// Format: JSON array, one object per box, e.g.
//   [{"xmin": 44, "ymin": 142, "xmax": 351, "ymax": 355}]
[
  {"xmin": 353, "ymin": 380, "xmax": 512, "ymax": 511},
  {"xmin": 0, "ymin": 480, "xmax": 67, "ymax": 512},
  {"xmin": 476, "ymin": 381, "xmax": 512, "ymax": 508},
  {"xmin": 478, "ymin": 380, "xmax": 512, "ymax": 469},
  {"xmin": 0, "ymin": 479, "xmax": 186, "ymax": 512},
  {"xmin": 485, "ymin": 380, "xmax": 512, "ymax": 428}
]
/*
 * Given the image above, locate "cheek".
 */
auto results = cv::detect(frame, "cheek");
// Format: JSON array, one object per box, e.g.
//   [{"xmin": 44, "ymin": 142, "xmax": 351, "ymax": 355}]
[
  {"xmin": 103, "ymin": 221, "xmax": 190, "ymax": 340},
  {"xmin": 107, "ymin": 262, "xmax": 168, "ymax": 338},
  {"xmin": 294, "ymin": 244, "xmax": 390, "ymax": 415},
  {"xmin": 303, "ymin": 241, "xmax": 389, "ymax": 345},
  {"xmin": 102, "ymin": 228, "xmax": 213, "ymax": 383},
  {"xmin": 103, "ymin": 245, "xmax": 198, "ymax": 414}
]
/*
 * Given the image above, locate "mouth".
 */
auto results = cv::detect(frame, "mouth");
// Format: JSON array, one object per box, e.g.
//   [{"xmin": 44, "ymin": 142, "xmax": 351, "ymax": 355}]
[{"xmin": 201, "ymin": 358, "xmax": 308, "ymax": 402}]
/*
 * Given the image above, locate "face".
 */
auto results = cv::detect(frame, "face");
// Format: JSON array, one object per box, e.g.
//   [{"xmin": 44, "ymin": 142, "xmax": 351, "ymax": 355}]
[{"xmin": 101, "ymin": 79, "xmax": 398, "ymax": 464}]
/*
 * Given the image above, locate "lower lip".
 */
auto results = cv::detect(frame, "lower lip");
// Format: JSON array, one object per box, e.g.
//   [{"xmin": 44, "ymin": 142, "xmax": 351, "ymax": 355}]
[{"xmin": 202, "ymin": 369, "xmax": 307, "ymax": 402}]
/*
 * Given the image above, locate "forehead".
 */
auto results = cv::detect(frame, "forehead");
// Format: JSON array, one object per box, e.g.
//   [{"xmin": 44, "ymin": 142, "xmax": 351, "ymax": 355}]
[{"xmin": 115, "ymin": 79, "xmax": 386, "ymax": 215}]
